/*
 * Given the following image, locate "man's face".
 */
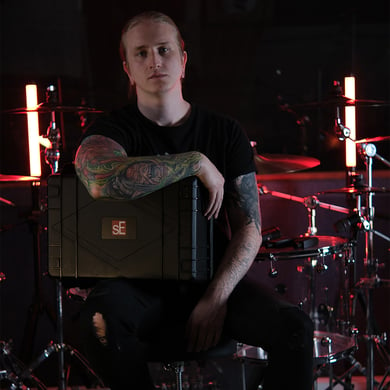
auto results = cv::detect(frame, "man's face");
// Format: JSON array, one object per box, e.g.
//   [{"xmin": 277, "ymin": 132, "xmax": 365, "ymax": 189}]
[{"xmin": 122, "ymin": 21, "xmax": 187, "ymax": 97}]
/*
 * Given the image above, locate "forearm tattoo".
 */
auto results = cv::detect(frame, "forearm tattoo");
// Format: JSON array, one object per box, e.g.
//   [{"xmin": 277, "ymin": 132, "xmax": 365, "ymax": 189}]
[{"xmin": 75, "ymin": 135, "xmax": 202, "ymax": 199}]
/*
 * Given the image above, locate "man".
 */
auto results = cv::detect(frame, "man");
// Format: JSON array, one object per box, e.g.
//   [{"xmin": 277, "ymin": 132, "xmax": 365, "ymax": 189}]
[{"xmin": 74, "ymin": 11, "xmax": 313, "ymax": 389}]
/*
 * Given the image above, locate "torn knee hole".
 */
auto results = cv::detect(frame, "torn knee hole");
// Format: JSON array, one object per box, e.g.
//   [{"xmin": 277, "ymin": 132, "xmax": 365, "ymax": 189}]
[{"xmin": 92, "ymin": 312, "xmax": 108, "ymax": 346}]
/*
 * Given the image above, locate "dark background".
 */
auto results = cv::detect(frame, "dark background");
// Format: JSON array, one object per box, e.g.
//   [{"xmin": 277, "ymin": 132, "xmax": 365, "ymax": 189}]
[
  {"xmin": 1, "ymin": 0, "xmax": 389, "ymax": 173},
  {"xmin": 0, "ymin": 0, "xmax": 389, "ymax": 388}
]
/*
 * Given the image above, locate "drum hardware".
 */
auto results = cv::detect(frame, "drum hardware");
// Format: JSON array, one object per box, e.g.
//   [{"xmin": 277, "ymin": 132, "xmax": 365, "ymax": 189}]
[
  {"xmin": 22, "ymin": 85, "xmax": 105, "ymax": 390},
  {"xmin": 303, "ymin": 195, "xmax": 319, "ymax": 236},
  {"xmin": 315, "ymin": 262, "xmax": 328, "ymax": 274},
  {"xmin": 0, "ymin": 83, "xmax": 106, "ymax": 390},
  {"xmin": 0, "ymin": 340, "xmax": 46, "ymax": 390},
  {"xmin": 44, "ymin": 85, "xmax": 62, "ymax": 175},
  {"xmin": 261, "ymin": 226, "xmax": 281, "ymax": 243},
  {"xmin": 327, "ymin": 105, "xmax": 390, "ymax": 389},
  {"xmin": 313, "ymin": 329, "xmax": 360, "ymax": 389},
  {"xmin": 292, "ymin": 87, "xmax": 388, "ymax": 387},
  {"xmin": 19, "ymin": 342, "xmax": 105, "ymax": 388},
  {"xmin": 258, "ymin": 184, "xmax": 350, "ymax": 237},
  {"xmin": 257, "ymin": 136, "xmax": 387, "ymax": 389},
  {"xmin": 268, "ymin": 256, "xmax": 278, "ymax": 278},
  {"xmin": 355, "ymin": 144, "xmax": 389, "ymax": 389},
  {"xmin": 317, "ymin": 301, "xmax": 332, "ymax": 327}
]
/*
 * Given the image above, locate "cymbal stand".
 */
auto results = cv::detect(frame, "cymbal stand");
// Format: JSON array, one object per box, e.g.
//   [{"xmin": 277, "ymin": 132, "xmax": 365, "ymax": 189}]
[
  {"xmin": 331, "ymin": 93, "xmax": 390, "ymax": 389},
  {"xmin": 45, "ymin": 85, "xmax": 67, "ymax": 390},
  {"xmin": 20, "ymin": 85, "xmax": 104, "ymax": 390},
  {"xmin": 357, "ymin": 141, "xmax": 390, "ymax": 390}
]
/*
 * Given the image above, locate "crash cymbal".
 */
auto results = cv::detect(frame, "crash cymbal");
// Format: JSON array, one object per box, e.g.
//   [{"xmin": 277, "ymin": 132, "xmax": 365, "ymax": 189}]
[
  {"xmin": 0, "ymin": 175, "xmax": 40, "ymax": 182},
  {"xmin": 4, "ymin": 102, "xmax": 104, "ymax": 114},
  {"xmin": 318, "ymin": 185, "xmax": 390, "ymax": 195},
  {"xmin": 254, "ymin": 154, "xmax": 320, "ymax": 175},
  {"xmin": 291, "ymin": 95, "xmax": 390, "ymax": 109},
  {"xmin": 355, "ymin": 135, "xmax": 390, "ymax": 144}
]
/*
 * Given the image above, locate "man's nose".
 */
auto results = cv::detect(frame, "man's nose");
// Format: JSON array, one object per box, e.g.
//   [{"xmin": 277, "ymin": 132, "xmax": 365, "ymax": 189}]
[{"xmin": 149, "ymin": 52, "xmax": 161, "ymax": 69}]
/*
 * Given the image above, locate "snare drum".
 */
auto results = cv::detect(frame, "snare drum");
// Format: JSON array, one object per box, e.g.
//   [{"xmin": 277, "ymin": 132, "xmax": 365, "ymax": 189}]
[{"xmin": 257, "ymin": 235, "xmax": 350, "ymax": 261}]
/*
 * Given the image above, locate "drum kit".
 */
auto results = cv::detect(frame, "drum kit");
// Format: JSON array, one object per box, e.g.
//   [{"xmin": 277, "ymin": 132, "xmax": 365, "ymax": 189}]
[
  {"xmin": 0, "ymin": 83, "xmax": 389, "ymax": 390},
  {"xmin": 238, "ymin": 96, "xmax": 390, "ymax": 389}
]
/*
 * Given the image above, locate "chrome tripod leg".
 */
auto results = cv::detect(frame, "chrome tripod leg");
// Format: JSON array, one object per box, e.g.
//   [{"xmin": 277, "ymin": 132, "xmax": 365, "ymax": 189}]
[{"xmin": 1, "ymin": 340, "xmax": 47, "ymax": 390}]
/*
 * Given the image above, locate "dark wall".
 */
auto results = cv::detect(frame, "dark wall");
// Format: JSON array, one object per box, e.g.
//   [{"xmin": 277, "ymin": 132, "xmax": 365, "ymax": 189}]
[{"xmin": 1, "ymin": 0, "xmax": 389, "ymax": 174}]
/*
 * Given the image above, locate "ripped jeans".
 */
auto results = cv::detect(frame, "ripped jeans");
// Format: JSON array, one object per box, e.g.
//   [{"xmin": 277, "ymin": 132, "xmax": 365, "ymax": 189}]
[{"xmin": 79, "ymin": 275, "xmax": 314, "ymax": 390}]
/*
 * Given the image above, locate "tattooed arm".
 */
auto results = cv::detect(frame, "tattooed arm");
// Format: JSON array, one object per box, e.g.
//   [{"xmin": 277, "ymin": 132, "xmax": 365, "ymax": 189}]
[
  {"xmin": 186, "ymin": 172, "xmax": 262, "ymax": 352},
  {"xmin": 74, "ymin": 134, "xmax": 225, "ymax": 219}
]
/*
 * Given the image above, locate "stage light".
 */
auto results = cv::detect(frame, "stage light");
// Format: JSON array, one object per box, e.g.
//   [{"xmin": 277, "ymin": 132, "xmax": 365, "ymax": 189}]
[
  {"xmin": 26, "ymin": 84, "xmax": 41, "ymax": 177},
  {"xmin": 344, "ymin": 76, "xmax": 356, "ymax": 167}
]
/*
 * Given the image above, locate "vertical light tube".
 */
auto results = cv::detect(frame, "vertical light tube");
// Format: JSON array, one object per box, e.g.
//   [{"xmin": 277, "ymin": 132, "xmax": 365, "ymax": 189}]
[
  {"xmin": 344, "ymin": 76, "xmax": 356, "ymax": 167},
  {"xmin": 26, "ymin": 84, "xmax": 41, "ymax": 177}
]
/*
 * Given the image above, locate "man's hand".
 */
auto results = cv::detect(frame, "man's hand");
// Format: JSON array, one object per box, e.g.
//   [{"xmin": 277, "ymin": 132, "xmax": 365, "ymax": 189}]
[
  {"xmin": 196, "ymin": 154, "xmax": 225, "ymax": 220},
  {"xmin": 185, "ymin": 294, "xmax": 227, "ymax": 352}
]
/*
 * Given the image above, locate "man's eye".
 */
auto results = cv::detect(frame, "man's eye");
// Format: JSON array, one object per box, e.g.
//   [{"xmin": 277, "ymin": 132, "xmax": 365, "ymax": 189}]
[
  {"xmin": 159, "ymin": 47, "xmax": 169, "ymax": 55},
  {"xmin": 136, "ymin": 50, "xmax": 147, "ymax": 57}
]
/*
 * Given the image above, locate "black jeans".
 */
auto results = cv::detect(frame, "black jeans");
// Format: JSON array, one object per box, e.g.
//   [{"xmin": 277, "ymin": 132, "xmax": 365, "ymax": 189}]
[{"xmin": 79, "ymin": 274, "xmax": 314, "ymax": 390}]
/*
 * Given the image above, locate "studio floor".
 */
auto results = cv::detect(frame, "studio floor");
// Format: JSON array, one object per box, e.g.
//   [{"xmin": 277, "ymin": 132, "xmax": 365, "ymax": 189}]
[
  {"xmin": 315, "ymin": 376, "xmax": 389, "ymax": 390},
  {"xmin": 39, "ymin": 375, "xmax": 389, "ymax": 390}
]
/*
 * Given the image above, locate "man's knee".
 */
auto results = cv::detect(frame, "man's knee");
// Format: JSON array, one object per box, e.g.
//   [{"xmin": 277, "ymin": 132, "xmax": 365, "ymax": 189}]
[
  {"xmin": 283, "ymin": 307, "xmax": 314, "ymax": 351},
  {"xmin": 92, "ymin": 312, "xmax": 108, "ymax": 346}
]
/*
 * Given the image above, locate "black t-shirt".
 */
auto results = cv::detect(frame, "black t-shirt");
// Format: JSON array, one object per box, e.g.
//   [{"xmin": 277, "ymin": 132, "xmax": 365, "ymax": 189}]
[
  {"xmin": 82, "ymin": 103, "xmax": 256, "ymax": 266},
  {"xmin": 82, "ymin": 103, "xmax": 255, "ymax": 182}
]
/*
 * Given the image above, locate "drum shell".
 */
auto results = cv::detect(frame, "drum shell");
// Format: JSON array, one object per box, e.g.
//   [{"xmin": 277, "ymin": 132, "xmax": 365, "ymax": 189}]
[{"xmin": 255, "ymin": 236, "xmax": 353, "ymax": 334}]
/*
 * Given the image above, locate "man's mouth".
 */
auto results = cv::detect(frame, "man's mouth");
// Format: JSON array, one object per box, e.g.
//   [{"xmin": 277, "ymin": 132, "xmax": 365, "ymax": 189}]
[{"xmin": 149, "ymin": 73, "xmax": 166, "ymax": 79}]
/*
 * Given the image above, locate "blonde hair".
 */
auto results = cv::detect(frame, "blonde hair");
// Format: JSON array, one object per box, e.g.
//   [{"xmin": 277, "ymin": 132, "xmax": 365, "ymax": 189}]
[{"xmin": 119, "ymin": 11, "xmax": 185, "ymax": 62}]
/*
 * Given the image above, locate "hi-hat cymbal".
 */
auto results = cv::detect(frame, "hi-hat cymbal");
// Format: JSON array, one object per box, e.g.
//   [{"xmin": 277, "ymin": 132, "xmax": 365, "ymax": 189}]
[
  {"xmin": 254, "ymin": 154, "xmax": 320, "ymax": 175},
  {"xmin": 291, "ymin": 95, "xmax": 390, "ymax": 109},
  {"xmin": 318, "ymin": 185, "xmax": 390, "ymax": 195},
  {"xmin": 0, "ymin": 175, "xmax": 40, "ymax": 182},
  {"xmin": 4, "ymin": 102, "xmax": 104, "ymax": 114}
]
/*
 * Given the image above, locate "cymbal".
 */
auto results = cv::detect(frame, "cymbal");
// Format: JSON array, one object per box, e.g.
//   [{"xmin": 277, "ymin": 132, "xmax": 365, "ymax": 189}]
[
  {"xmin": 0, "ymin": 175, "xmax": 40, "ymax": 182},
  {"xmin": 254, "ymin": 154, "xmax": 320, "ymax": 175},
  {"xmin": 318, "ymin": 185, "xmax": 390, "ymax": 195},
  {"xmin": 355, "ymin": 135, "xmax": 390, "ymax": 144},
  {"xmin": 4, "ymin": 102, "xmax": 104, "ymax": 114},
  {"xmin": 291, "ymin": 95, "xmax": 390, "ymax": 109}
]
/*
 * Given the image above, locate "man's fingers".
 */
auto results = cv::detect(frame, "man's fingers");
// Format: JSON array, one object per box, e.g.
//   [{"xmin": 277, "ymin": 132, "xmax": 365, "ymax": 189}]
[{"xmin": 205, "ymin": 189, "xmax": 223, "ymax": 219}]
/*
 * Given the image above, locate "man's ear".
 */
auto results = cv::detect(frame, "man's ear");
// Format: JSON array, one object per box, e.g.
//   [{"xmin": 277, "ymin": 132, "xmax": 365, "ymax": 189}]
[
  {"xmin": 123, "ymin": 61, "xmax": 135, "ymax": 86},
  {"xmin": 181, "ymin": 51, "xmax": 188, "ymax": 79}
]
